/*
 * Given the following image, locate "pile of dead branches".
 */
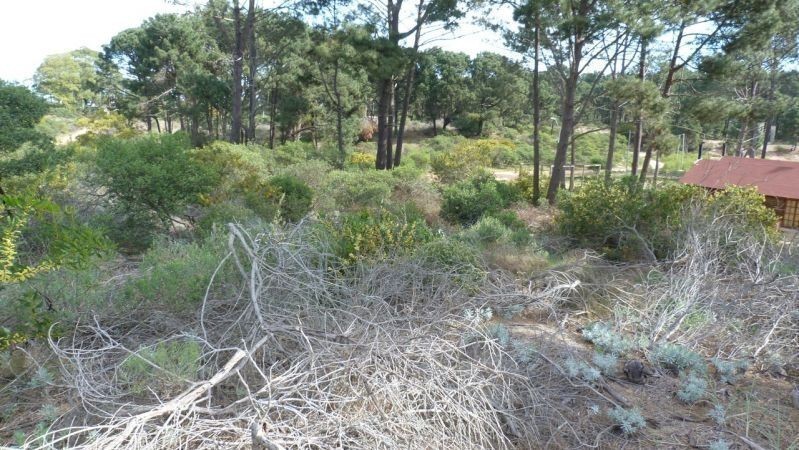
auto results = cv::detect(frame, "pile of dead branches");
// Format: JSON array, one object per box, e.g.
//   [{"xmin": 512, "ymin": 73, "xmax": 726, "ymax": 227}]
[{"xmin": 32, "ymin": 223, "xmax": 555, "ymax": 449}]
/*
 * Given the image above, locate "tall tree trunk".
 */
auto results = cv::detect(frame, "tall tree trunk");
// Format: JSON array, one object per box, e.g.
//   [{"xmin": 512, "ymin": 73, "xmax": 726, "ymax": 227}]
[
  {"xmin": 721, "ymin": 117, "xmax": 729, "ymax": 156},
  {"xmin": 532, "ymin": 11, "xmax": 541, "ymax": 205},
  {"xmin": 632, "ymin": 38, "xmax": 646, "ymax": 177},
  {"xmin": 432, "ymin": 118, "xmax": 437, "ymax": 136},
  {"xmin": 230, "ymin": 0, "xmax": 244, "ymax": 144},
  {"xmin": 247, "ymin": 0, "xmax": 257, "ymax": 142},
  {"xmin": 386, "ymin": 79, "xmax": 395, "ymax": 170},
  {"xmin": 546, "ymin": 40, "xmax": 582, "ymax": 204},
  {"xmin": 269, "ymin": 83, "xmax": 277, "ymax": 149},
  {"xmin": 333, "ymin": 60, "xmax": 345, "ymax": 168},
  {"xmin": 661, "ymin": 22, "xmax": 685, "ymax": 98},
  {"xmin": 761, "ymin": 58, "xmax": 777, "ymax": 159},
  {"xmin": 736, "ymin": 120, "xmax": 749, "ymax": 156},
  {"xmin": 748, "ymin": 125, "xmax": 758, "ymax": 158},
  {"xmin": 376, "ymin": 79, "xmax": 390, "ymax": 169},
  {"xmin": 568, "ymin": 134, "xmax": 575, "ymax": 190},
  {"xmin": 605, "ymin": 104, "xmax": 618, "ymax": 183},
  {"xmin": 394, "ymin": 0, "xmax": 425, "ymax": 168}
]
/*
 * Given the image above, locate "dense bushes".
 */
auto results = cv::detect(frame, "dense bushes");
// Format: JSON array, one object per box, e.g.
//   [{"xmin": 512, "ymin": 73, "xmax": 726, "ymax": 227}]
[
  {"xmin": 244, "ymin": 175, "xmax": 313, "ymax": 223},
  {"xmin": 324, "ymin": 209, "xmax": 433, "ymax": 263},
  {"xmin": 556, "ymin": 178, "xmax": 779, "ymax": 260},
  {"xmin": 441, "ymin": 173, "xmax": 520, "ymax": 225},
  {"xmin": 430, "ymin": 140, "xmax": 492, "ymax": 183},
  {"xmin": 318, "ymin": 170, "xmax": 395, "ymax": 211},
  {"xmin": 121, "ymin": 236, "xmax": 235, "ymax": 312},
  {"xmin": 93, "ymin": 133, "xmax": 217, "ymax": 228}
]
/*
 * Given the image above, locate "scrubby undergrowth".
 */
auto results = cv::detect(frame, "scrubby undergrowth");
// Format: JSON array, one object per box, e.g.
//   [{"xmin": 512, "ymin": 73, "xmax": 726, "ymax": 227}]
[{"xmin": 2, "ymin": 216, "xmax": 797, "ymax": 449}]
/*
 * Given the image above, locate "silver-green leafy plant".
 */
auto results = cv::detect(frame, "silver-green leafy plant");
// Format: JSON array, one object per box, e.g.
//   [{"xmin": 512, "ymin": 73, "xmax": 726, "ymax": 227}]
[
  {"xmin": 711, "ymin": 358, "xmax": 748, "ymax": 384},
  {"xmin": 676, "ymin": 372, "xmax": 707, "ymax": 404},
  {"xmin": 708, "ymin": 439, "xmax": 730, "ymax": 450},
  {"xmin": 592, "ymin": 352, "xmax": 618, "ymax": 376},
  {"xmin": 651, "ymin": 343, "xmax": 706, "ymax": 374},
  {"xmin": 581, "ymin": 322, "xmax": 634, "ymax": 356},
  {"xmin": 608, "ymin": 406, "xmax": 646, "ymax": 436},
  {"xmin": 709, "ymin": 404, "xmax": 726, "ymax": 426},
  {"xmin": 565, "ymin": 357, "xmax": 601, "ymax": 383}
]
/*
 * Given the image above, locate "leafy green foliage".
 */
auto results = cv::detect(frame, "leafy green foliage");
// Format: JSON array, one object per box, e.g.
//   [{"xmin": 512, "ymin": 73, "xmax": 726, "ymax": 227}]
[
  {"xmin": 441, "ymin": 174, "xmax": 519, "ymax": 226},
  {"xmin": 121, "ymin": 236, "xmax": 235, "ymax": 312},
  {"xmin": 93, "ymin": 133, "xmax": 217, "ymax": 227},
  {"xmin": 430, "ymin": 139, "xmax": 493, "ymax": 183},
  {"xmin": 703, "ymin": 185, "xmax": 779, "ymax": 239},
  {"xmin": 1, "ymin": 195, "xmax": 109, "ymax": 284},
  {"xmin": 442, "ymin": 181, "xmax": 502, "ymax": 225},
  {"xmin": 33, "ymin": 48, "xmax": 102, "ymax": 112},
  {"xmin": 319, "ymin": 170, "xmax": 395, "ymax": 211},
  {"xmin": 0, "ymin": 81, "xmax": 49, "ymax": 154},
  {"xmin": 245, "ymin": 175, "xmax": 313, "ymax": 223},
  {"xmin": 556, "ymin": 178, "xmax": 695, "ymax": 259},
  {"xmin": 463, "ymin": 216, "xmax": 510, "ymax": 245},
  {"xmin": 325, "ymin": 209, "xmax": 433, "ymax": 264}
]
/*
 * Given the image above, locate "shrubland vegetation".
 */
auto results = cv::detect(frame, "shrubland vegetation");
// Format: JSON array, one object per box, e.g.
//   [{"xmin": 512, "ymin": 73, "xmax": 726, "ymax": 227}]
[{"xmin": 1, "ymin": 0, "xmax": 799, "ymax": 448}]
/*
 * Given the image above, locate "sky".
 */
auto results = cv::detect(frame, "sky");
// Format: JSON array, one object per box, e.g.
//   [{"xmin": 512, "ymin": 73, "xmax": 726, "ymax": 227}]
[{"xmin": 0, "ymin": 0, "xmax": 507, "ymax": 85}]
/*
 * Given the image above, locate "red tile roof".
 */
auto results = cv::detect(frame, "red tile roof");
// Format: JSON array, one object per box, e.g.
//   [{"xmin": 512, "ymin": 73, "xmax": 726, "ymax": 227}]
[{"xmin": 680, "ymin": 157, "xmax": 799, "ymax": 200}]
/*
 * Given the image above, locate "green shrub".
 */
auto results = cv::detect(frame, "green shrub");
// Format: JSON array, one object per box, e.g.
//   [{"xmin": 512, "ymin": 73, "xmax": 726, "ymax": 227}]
[
  {"xmin": 196, "ymin": 201, "xmax": 260, "ymax": 236},
  {"xmin": 270, "ymin": 141, "xmax": 315, "ymax": 166},
  {"xmin": 416, "ymin": 238, "xmax": 483, "ymax": 273},
  {"xmin": 710, "ymin": 358, "xmax": 748, "ymax": 384},
  {"xmin": 463, "ymin": 216, "xmax": 510, "ymax": 245},
  {"xmin": 708, "ymin": 440, "xmax": 731, "ymax": 450},
  {"xmin": 440, "ymin": 173, "xmax": 519, "ymax": 226},
  {"xmin": 452, "ymin": 113, "xmax": 483, "ymax": 137},
  {"xmin": 93, "ymin": 133, "xmax": 217, "ymax": 227},
  {"xmin": 592, "ymin": 352, "xmax": 618, "ymax": 376},
  {"xmin": 191, "ymin": 141, "xmax": 269, "ymax": 204},
  {"xmin": 278, "ymin": 160, "xmax": 333, "ymax": 191},
  {"xmin": 430, "ymin": 140, "xmax": 492, "ymax": 183},
  {"xmin": 325, "ymin": 209, "xmax": 433, "ymax": 263},
  {"xmin": 425, "ymin": 134, "xmax": 466, "ymax": 152},
  {"xmin": 441, "ymin": 180, "xmax": 503, "ymax": 225},
  {"xmin": 407, "ymin": 150, "xmax": 430, "ymax": 168},
  {"xmin": 121, "ymin": 236, "xmax": 234, "ymax": 312},
  {"xmin": 120, "ymin": 339, "xmax": 202, "ymax": 396},
  {"xmin": 349, "ymin": 151, "xmax": 375, "ymax": 169},
  {"xmin": 703, "ymin": 186, "xmax": 779, "ymax": 238},
  {"xmin": 557, "ymin": 179, "xmax": 778, "ymax": 260},
  {"xmin": 319, "ymin": 170, "xmax": 394, "ymax": 211},
  {"xmin": 565, "ymin": 357, "xmax": 601, "ymax": 383},
  {"xmin": 508, "ymin": 229, "xmax": 533, "ymax": 247},
  {"xmin": 556, "ymin": 177, "xmax": 698, "ymax": 259},
  {"xmin": 513, "ymin": 169, "xmax": 550, "ymax": 203},
  {"xmin": 487, "ymin": 210, "xmax": 527, "ymax": 231},
  {"xmin": 265, "ymin": 175, "xmax": 314, "ymax": 222}
]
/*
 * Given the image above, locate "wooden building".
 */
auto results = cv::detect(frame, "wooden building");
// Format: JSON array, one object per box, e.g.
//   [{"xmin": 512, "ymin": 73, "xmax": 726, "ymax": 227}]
[{"xmin": 680, "ymin": 157, "xmax": 799, "ymax": 229}]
